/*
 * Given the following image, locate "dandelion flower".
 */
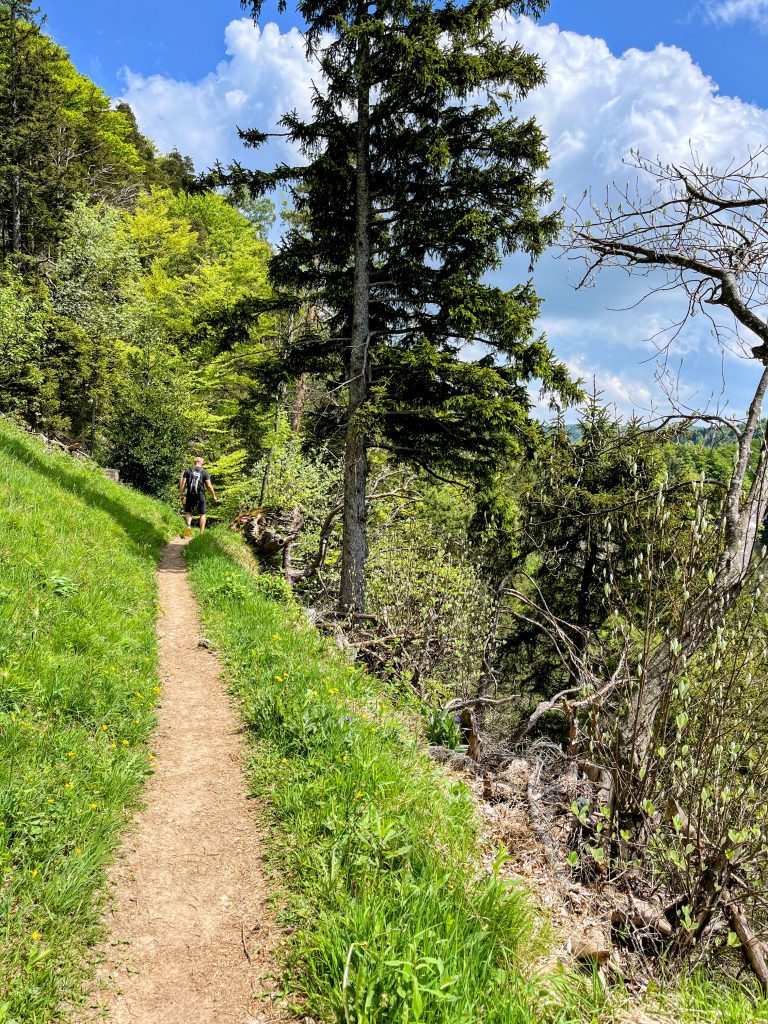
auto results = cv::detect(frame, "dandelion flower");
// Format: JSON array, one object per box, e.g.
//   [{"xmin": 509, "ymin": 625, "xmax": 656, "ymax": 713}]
[
  {"xmin": 101, "ymin": 724, "xmax": 108, "ymax": 731},
  {"xmin": 75, "ymin": 847, "xmax": 82, "ymax": 855},
  {"xmin": 121, "ymin": 740, "xmax": 129, "ymax": 747},
  {"xmin": 31, "ymin": 869, "xmax": 38, "ymax": 878},
  {"xmin": 89, "ymin": 803, "xmax": 97, "ymax": 810},
  {"xmin": 355, "ymin": 791, "xmax": 364, "ymax": 799},
  {"xmin": 67, "ymin": 751, "xmax": 75, "ymax": 758},
  {"xmin": 31, "ymin": 930, "xmax": 40, "ymax": 941}
]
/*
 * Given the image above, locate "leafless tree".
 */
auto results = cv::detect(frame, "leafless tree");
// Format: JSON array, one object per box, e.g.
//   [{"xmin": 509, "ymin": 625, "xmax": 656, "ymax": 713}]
[
  {"xmin": 558, "ymin": 149, "xmax": 768, "ymax": 765},
  {"xmin": 481, "ymin": 152, "xmax": 768, "ymax": 979}
]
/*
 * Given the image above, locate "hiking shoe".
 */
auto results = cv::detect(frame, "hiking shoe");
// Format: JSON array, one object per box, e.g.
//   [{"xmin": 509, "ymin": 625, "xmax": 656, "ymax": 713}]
[{"xmin": 184, "ymin": 527, "xmax": 192, "ymax": 538}]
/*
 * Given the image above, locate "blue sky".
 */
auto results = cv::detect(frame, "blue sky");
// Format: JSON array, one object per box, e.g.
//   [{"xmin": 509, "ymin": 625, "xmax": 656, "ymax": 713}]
[
  {"xmin": 43, "ymin": 0, "xmax": 768, "ymax": 417},
  {"xmin": 44, "ymin": 1, "xmax": 768, "ymax": 108}
]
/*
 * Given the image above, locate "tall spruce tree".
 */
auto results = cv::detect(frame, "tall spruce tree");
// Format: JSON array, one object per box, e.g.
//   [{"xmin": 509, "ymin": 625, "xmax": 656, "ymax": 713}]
[{"xmin": 238, "ymin": 0, "xmax": 575, "ymax": 613}]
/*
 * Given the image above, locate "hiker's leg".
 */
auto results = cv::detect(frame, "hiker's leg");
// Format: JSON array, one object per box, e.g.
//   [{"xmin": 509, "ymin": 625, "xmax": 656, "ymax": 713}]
[
  {"xmin": 199, "ymin": 514, "xmax": 207, "ymax": 532},
  {"xmin": 184, "ymin": 513, "xmax": 192, "ymax": 528}
]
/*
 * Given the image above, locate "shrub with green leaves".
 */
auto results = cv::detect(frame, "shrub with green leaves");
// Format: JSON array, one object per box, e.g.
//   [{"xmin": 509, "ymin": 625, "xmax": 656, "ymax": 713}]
[{"xmin": 367, "ymin": 518, "xmax": 492, "ymax": 703}]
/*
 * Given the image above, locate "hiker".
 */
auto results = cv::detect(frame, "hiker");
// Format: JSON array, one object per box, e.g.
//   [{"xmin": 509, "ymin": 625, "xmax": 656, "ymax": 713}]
[{"xmin": 179, "ymin": 456, "xmax": 217, "ymax": 535}]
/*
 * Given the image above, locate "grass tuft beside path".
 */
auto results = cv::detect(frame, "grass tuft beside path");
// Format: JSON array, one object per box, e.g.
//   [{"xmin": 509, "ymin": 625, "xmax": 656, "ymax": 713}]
[
  {"xmin": 0, "ymin": 422, "xmax": 177, "ymax": 1023},
  {"xmin": 186, "ymin": 530, "xmax": 605, "ymax": 1024}
]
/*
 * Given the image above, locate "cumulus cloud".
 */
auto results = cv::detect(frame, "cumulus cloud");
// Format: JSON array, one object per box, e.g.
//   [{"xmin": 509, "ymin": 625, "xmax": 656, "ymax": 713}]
[
  {"xmin": 119, "ymin": 19, "xmax": 319, "ymax": 170},
  {"xmin": 496, "ymin": 15, "xmax": 768, "ymax": 414},
  {"xmin": 503, "ymin": 15, "xmax": 768, "ymax": 195},
  {"xmin": 119, "ymin": 13, "xmax": 768, "ymax": 415},
  {"xmin": 702, "ymin": 0, "xmax": 768, "ymax": 30}
]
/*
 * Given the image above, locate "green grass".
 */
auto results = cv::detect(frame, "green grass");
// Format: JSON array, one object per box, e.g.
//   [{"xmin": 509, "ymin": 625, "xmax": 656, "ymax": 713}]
[
  {"xmin": 0, "ymin": 421, "xmax": 177, "ymax": 1022},
  {"xmin": 186, "ymin": 530, "xmax": 608, "ymax": 1024},
  {"xmin": 655, "ymin": 973, "xmax": 768, "ymax": 1023}
]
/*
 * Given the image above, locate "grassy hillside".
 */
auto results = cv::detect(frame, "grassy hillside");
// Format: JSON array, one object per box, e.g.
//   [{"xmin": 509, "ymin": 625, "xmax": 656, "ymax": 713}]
[
  {"xmin": 186, "ymin": 531, "xmax": 602, "ymax": 1024},
  {"xmin": 187, "ymin": 531, "xmax": 768, "ymax": 1024},
  {"xmin": 0, "ymin": 421, "xmax": 177, "ymax": 1022}
]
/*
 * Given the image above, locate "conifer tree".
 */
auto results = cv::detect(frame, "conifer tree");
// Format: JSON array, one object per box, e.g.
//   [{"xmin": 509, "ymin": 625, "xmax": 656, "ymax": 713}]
[
  {"xmin": 0, "ymin": 0, "xmax": 54, "ymax": 254},
  {"xmin": 238, "ymin": 0, "xmax": 575, "ymax": 613},
  {"xmin": 0, "ymin": 6, "xmax": 151, "ymax": 258}
]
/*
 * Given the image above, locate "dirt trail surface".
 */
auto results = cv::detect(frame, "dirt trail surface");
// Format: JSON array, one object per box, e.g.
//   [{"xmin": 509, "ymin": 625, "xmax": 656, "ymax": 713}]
[{"xmin": 81, "ymin": 538, "xmax": 284, "ymax": 1024}]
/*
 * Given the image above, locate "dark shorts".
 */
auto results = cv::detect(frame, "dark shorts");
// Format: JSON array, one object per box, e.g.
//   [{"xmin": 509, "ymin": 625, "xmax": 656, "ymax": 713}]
[{"xmin": 184, "ymin": 492, "xmax": 207, "ymax": 516}]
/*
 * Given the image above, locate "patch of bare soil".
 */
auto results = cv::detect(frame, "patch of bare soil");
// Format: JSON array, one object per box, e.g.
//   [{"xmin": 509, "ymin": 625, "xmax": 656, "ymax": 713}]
[{"xmin": 78, "ymin": 538, "xmax": 288, "ymax": 1024}]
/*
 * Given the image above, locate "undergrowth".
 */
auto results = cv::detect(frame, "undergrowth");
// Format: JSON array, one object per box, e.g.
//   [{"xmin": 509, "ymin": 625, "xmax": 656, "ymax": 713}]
[
  {"xmin": 186, "ymin": 530, "xmax": 608, "ymax": 1024},
  {"xmin": 0, "ymin": 422, "xmax": 176, "ymax": 1022}
]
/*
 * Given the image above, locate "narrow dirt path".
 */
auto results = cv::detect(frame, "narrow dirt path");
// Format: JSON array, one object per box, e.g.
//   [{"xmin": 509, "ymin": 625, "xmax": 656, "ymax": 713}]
[{"xmin": 81, "ymin": 538, "xmax": 284, "ymax": 1024}]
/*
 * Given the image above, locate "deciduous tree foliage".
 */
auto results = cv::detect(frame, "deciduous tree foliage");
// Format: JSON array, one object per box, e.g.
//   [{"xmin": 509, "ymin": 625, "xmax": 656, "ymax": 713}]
[{"xmin": 235, "ymin": 0, "xmax": 576, "ymax": 612}]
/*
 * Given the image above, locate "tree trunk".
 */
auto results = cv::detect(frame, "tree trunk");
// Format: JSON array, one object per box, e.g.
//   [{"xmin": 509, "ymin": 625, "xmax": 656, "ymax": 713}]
[
  {"xmin": 339, "ymin": 27, "xmax": 370, "ymax": 616},
  {"xmin": 11, "ymin": 171, "xmax": 20, "ymax": 253},
  {"xmin": 623, "ymin": 366, "xmax": 768, "ymax": 768},
  {"xmin": 291, "ymin": 373, "xmax": 308, "ymax": 434},
  {"xmin": 9, "ymin": 6, "xmax": 20, "ymax": 254}
]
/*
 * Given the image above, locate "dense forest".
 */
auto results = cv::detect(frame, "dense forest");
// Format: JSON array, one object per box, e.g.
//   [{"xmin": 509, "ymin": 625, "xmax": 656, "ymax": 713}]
[{"xmin": 6, "ymin": 0, "xmax": 768, "ymax": 1014}]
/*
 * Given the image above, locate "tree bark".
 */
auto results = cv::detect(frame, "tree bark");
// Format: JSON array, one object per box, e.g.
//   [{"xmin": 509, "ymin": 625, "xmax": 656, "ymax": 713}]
[
  {"xmin": 624, "ymin": 367, "xmax": 768, "ymax": 767},
  {"xmin": 9, "ymin": 4, "xmax": 21, "ymax": 253},
  {"xmin": 290, "ymin": 373, "xmax": 308, "ymax": 434},
  {"xmin": 339, "ymin": 25, "xmax": 371, "ymax": 616}
]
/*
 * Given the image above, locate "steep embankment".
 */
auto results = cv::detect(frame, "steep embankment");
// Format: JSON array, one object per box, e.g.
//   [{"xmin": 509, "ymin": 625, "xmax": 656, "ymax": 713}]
[
  {"xmin": 0, "ymin": 422, "xmax": 176, "ymax": 1021},
  {"xmin": 186, "ymin": 531, "xmax": 596, "ymax": 1024},
  {"xmin": 187, "ymin": 532, "xmax": 768, "ymax": 1024}
]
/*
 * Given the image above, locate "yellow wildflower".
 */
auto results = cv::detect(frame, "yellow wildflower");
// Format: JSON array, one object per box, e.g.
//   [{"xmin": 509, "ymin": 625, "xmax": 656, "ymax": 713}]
[
  {"xmin": 67, "ymin": 751, "xmax": 75, "ymax": 758},
  {"xmin": 31, "ymin": 930, "xmax": 40, "ymax": 941},
  {"xmin": 121, "ymin": 739, "xmax": 129, "ymax": 747},
  {"xmin": 89, "ymin": 803, "xmax": 97, "ymax": 810},
  {"xmin": 101, "ymin": 724, "xmax": 108, "ymax": 731},
  {"xmin": 31, "ymin": 869, "xmax": 38, "ymax": 878}
]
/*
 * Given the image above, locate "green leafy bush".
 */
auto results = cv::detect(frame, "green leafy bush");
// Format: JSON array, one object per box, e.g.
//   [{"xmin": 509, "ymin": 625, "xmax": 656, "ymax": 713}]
[{"xmin": 424, "ymin": 706, "xmax": 464, "ymax": 749}]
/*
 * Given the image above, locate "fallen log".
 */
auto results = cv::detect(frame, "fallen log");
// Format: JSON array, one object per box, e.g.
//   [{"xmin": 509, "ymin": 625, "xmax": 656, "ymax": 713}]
[
  {"xmin": 611, "ymin": 897, "xmax": 673, "ymax": 939},
  {"xmin": 727, "ymin": 898, "xmax": 768, "ymax": 991}
]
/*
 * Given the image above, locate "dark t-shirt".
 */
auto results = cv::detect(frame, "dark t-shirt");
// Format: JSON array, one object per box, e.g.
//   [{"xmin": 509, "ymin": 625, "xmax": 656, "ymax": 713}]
[{"xmin": 183, "ymin": 466, "xmax": 210, "ymax": 497}]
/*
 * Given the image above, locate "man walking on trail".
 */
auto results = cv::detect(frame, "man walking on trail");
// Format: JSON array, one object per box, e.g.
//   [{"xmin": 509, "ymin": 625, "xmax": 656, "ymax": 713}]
[{"xmin": 179, "ymin": 456, "xmax": 217, "ymax": 536}]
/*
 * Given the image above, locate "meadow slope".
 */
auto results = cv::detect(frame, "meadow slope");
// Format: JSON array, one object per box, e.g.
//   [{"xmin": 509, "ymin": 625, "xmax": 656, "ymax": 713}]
[{"xmin": 0, "ymin": 422, "xmax": 176, "ymax": 1022}]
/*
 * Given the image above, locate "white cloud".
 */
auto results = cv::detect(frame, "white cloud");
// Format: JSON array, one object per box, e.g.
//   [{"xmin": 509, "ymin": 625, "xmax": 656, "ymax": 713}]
[
  {"xmin": 702, "ymin": 0, "xmax": 768, "ymax": 30},
  {"xmin": 500, "ymin": 15, "xmax": 768, "ymax": 191},
  {"xmin": 119, "ymin": 19, "xmax": 319, "ymax": 170},
  {"xmin": 496, "ymin": 15, "xmax": 768, "ymax": 415},
  {"xmin": 118, "ymin": 13, "xmax": 768, "ymax": 416}
]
